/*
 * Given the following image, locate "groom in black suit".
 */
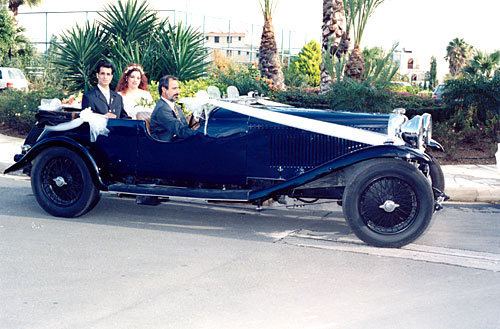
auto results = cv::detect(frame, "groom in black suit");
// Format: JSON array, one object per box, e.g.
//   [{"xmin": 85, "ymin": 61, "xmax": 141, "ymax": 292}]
[
  {"xmin": 150, "ymin": 75, "xmax": 197, "ymax": 141},
  {"xmin": 82, "ymin": 61, "xmax": 128, "ymax": 119}
]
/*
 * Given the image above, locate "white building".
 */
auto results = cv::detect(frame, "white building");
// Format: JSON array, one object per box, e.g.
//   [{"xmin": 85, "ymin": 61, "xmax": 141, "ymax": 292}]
[
  {"xmin": 204, "ymin": 32, "xmax": 257, "ymax": 63},
  {"xmin": 393, "ymin": 48, "xmax": 430, "ymax": 84}
]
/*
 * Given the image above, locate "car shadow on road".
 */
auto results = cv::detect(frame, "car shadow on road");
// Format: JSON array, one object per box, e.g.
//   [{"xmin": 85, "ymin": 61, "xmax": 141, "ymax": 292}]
[{"xmin": 3, "ymin": 190, "xmax": 353, "ymax": 243}]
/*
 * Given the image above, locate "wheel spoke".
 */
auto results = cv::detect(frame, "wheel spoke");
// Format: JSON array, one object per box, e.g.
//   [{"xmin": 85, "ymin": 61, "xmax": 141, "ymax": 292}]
[
  {"xmin": 359, "ymin": 177, "xmax": 418, "ymax": 234},
  {"xmin": 40, "ymin": 156, "xmax": 83, "ymax": 207}
]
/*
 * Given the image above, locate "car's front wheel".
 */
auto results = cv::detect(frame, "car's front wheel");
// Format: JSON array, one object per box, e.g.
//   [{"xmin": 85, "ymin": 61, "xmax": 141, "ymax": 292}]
[
  {"xmin": 342, "ymin": 159, "xmax": 434, "ymax": 248},
  {"xmin": 31, "ymin": 147, "xmax": 100, "ymax": 217}
]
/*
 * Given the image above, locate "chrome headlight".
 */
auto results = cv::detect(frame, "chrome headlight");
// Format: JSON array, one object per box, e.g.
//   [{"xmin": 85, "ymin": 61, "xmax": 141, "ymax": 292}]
[
  {"xmin": 387, "ymin": 108, "xmax": 408, "ymax": 140},
  {"xmin": 421, "ymin": 113, "xmax": 432, "ymax": 145},
  {"xmin": 400, "ymin": 116, "xmax": 424, "ymax": 150}
]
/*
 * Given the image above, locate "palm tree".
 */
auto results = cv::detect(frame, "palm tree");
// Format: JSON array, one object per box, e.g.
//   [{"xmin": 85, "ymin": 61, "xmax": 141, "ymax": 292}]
[
  {"xmin": 8, "ymin": 0, "xmax": 42, "ymax": 17},
  {"xmin": 462, "ymin": 50, "xmax": 500, "ymax": 79},
  {"xmin": 320, "ymin": 0, "xmax": 349, "ymax": 92},
  {"xmin": 258, "ymin": 0, "xmax": 285, "ymax": 90},
  {"xmin": 445, "ymin": 38, "xmax": 472, "ymax": 78},
  {"xmin": 343, "ymin": 0, "xmax": 386, "ymax": 80}
]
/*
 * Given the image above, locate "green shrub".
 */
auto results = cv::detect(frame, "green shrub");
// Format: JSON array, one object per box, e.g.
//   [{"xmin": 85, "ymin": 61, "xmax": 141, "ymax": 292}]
[
  {"xmin": 292, "ymin": 40, "xmax": 321, "ymax": 87},
  {"xmin": 283, "ymin": 64, "xmax": 308, "ymax": 88},
  {"xmin": 327, "ymin": 79, "xmax": 392, "ymax": 112},
  {"xmin": 0, "ymin": 87, "xmax": 66, "ymax": 135},
  {"xmin": 212, "ymin": 63, "xmax": 275, "ymax": 97},
  {"xmin": 273, "ymin": 87, "xmax": 327, "ymax": 108},
  {"xmin": 444, "ymin": 72, "xmax": 500, "ymax": 125},
  {"xmin": 178, "ymin": 78, "xmax": 224, "ymax": 98},
  {"xmin": 389, "ymin": 92, "xmax": 435, "ymax": 110}
]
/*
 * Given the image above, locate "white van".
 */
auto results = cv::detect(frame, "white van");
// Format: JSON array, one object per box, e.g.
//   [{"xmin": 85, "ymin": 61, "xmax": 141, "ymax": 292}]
[{"xmin": 0, "ymin": 67, "xmax": 29, "ymax": 92}]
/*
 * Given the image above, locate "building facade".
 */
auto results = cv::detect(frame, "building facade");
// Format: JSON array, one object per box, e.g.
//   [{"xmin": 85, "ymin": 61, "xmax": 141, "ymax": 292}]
[
  {"xmin": 204, "ymin": 32, "xmax": 257, "ymax": 63},
  {"xmin": 393, "ymin": 48, "xmax": 429, "ymax": 84}
]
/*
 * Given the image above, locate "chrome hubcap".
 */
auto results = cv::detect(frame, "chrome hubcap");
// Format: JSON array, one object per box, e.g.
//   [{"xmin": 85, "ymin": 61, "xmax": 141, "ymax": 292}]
[
  {"xmin": 53, "ymin": 176, "xmax": 67, "ymax": 187},
  {"xmin": 379, "ymin": 200, "xmax": 400, "ymax": 213}
]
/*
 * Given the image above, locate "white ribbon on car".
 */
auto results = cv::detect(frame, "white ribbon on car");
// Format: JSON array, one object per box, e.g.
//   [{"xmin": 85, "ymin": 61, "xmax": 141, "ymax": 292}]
[
  {"xmin": 45, "ymin": 108, "xmax": 109, "ymax": 142},
  {"xmin": 180, "ymin": 91, "xmax": 405, "ymax": 146}
]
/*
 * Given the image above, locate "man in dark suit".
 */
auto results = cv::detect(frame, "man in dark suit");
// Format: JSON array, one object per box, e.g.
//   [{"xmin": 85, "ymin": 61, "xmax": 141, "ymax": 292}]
[
  {"xmin": 82, "ymin": 61, "xmax": 128, "ymax": 119},
  {"xmin": 150, "ymin": 75, "xmax": 197, "ymax": 141}
]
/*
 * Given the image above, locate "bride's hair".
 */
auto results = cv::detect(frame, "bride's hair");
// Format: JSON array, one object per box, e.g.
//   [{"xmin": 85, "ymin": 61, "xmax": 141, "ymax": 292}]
[{"xmin": 116, "ymin": 63, "xmax": 149, "ymax": 93}]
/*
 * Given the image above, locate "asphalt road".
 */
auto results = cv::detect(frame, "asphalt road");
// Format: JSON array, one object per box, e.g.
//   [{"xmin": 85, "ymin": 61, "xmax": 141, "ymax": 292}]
[{"xmin": 1, "ymin": 175, "xmax": 500, "ymax": 329}]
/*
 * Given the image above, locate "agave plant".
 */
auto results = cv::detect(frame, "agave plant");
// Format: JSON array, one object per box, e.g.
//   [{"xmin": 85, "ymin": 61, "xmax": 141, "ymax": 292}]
[
  {"xmin": 362, "ymin": 42, "xmax": 399, "ymax": 84},
  {"xmin": 53, "ymin": 0, "xmax": 208, "ymax": 90},
  {"xmin": 156, "ymin": 21, "xmax": 208, "ymax": 81},
  {"xmin": 98, "ymin": 0, "xmax": 158, "ymax": 45},
  {"xmin": 54, "ymin": 22, "xmax": 106, "ymax": 92}
]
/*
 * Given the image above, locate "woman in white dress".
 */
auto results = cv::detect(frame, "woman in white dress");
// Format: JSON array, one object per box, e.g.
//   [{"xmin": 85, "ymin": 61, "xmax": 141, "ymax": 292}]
[{"xmin": 116, "ymin": 63, "xmax": 154, "ymax": 119}]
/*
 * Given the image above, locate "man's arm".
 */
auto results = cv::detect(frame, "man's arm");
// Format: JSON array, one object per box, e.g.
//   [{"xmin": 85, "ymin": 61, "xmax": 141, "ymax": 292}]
[
  {"xmin": 81, "ymin": 92, "xmax": 92, "ymax": 111},
  {"xmin": 155, "ymin": 105, "xmax": 196, "ymax": 140}
]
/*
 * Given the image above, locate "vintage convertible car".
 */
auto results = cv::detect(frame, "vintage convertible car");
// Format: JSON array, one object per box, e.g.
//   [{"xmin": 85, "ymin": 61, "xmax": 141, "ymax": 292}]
[{"xmin": 4, "ymin": 92, "xmax": 447, "ymax": 247}]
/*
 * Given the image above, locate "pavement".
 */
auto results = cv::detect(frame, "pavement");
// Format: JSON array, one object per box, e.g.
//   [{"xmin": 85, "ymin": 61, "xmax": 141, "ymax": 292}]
[{"xmin": 1, "ymin": 133, "xmax": 500, "ymax": 203}]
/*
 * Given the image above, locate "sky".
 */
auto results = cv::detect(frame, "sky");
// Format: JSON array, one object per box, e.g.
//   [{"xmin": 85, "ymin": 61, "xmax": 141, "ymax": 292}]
[{"xmin": 16, "ymin": 0, "xmax": 500, "ymax": 81}]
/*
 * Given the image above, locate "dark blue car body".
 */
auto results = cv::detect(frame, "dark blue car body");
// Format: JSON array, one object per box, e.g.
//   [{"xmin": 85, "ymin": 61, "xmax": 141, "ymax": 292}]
[{"xmin": 5, "ymin": 103, "xmax": 446, "ymax": 247}]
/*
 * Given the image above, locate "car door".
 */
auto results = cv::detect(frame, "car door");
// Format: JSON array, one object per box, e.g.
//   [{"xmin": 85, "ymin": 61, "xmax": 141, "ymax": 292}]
[{"xmin": 136, "ymin": 121, "xmax": 248, "ymax": 186}]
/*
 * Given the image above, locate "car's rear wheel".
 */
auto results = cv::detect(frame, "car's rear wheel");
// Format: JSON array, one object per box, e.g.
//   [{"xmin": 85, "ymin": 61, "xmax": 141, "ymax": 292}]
[
  {"xmin": 342, "ymin": 159, "xmax": 434, "ymax": 248},
  {"xmin": 31, "ymin": 147, "xmax": 100, "ymax": 217}
]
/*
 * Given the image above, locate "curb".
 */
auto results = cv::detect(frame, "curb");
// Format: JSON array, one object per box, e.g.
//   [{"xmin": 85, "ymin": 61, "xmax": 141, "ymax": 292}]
[{"xmin": 443, "ymin": 165, "xmax": 500, "ymax": 203}]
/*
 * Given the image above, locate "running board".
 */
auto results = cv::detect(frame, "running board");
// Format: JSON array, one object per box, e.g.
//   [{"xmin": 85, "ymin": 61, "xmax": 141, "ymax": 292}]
[{"xmin": 107, "ymin": 183, "xmax": 251, "ymax": 201}]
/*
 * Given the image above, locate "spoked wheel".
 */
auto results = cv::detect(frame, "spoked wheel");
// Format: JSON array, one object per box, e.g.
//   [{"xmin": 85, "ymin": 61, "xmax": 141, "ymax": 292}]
[
  {"xmin": 342, "ymin": 159, "xmax": 434, "ymax": 248},
  {"xmin": 31, "ymin": 147, "xmax": 100, "ymax": 217}
]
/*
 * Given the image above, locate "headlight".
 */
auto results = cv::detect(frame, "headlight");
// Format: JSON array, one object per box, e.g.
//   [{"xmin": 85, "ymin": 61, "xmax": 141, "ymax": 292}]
[
  {"xmin": 421, "ymin": 113, "xmax": 432, "ymax": 145},
  {"xmin": 387, "ymin": 108, "xmax": 407, "ymax": 139},
  {"xmin": 400, "ymin": 116, "xmax": 424, "ymax": 149}
]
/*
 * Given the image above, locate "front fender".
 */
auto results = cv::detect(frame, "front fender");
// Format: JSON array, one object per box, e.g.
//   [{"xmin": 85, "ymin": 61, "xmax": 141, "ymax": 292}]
[
  {"xmin": 3, "ymin": 136, "xmax": 108, "ymax": 190},
  {"xmin": 249, "ymin": 145, "xmax": 430, "ymax": 201}
]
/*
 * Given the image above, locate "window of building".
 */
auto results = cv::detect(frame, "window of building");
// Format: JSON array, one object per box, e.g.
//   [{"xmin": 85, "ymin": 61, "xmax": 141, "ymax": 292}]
[
  {"xmin": 408, "ymin": 59, "xmax": 414, "ymax": 69},
  {"xmin": 238, "ymin": 50, "xmax": 241, "ymax": 55},
  {"xmin": 227, "ymin": 36, "xmax": 232, "ymax": 43},
  {"xmin": 214, "ymin": 36, "xmax": 219, "ymax": 43},
  {"xmin": 205, "ymin": 36, "xmax": 209, "ymax": 41},
  {"xmin": 238, "ymin": 36, "xmax": 242, "ymax": 41}
]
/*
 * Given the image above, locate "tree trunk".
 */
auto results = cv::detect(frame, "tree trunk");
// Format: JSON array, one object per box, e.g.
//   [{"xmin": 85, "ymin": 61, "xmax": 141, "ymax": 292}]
[
  {"xmin": 346, "ymin": 44, "xmax": 365, "ymax": 80},
  {"xmin": 320, "ymin": 0, "xmax": 349, "ymax": 93},
  {"xmin": 258, "ymin": 17, "xmax": 285, "ymax": 91}
]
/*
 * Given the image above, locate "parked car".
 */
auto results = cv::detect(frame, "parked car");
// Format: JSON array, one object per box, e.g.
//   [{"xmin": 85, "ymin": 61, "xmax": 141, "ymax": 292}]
[
  {"xmin": 432, "ymin": 83, "xmax": 446, "ymax": 104},
  {"xmin": 0, "ymin": 67, "xmax": 29, "ymax": 92},
  {"xmin": 4, "ymin": 92, "xmax": 448, "ymax": 248}
]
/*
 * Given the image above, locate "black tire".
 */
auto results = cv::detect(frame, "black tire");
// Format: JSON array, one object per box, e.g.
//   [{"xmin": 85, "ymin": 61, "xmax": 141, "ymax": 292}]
[
  {"xmin": 342, "ymin": 159, "xmax": 434, "ymax": 248},
  {"xmin": 31, "ymin": 147, "xmax": 100, "ymax": 218},
  {"xmin": 429, "ymin": 155, "xmax": 445, "ymax": 192}
]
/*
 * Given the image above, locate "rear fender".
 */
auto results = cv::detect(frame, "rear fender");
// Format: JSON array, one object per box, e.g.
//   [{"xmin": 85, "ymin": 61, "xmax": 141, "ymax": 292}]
[
  {"xmin": 3, "ymin": 136, "xmax": 108, "ymax": 190},
  {"xmin": 249, "ymin": 145, "xmax": 430, "ymax": 201}
]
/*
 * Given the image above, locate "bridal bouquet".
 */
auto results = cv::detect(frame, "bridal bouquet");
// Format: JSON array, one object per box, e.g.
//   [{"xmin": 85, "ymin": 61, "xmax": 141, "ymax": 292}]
[{"xmin": 62, "ymin": 92, "xmax": 83, "ymax": 109}]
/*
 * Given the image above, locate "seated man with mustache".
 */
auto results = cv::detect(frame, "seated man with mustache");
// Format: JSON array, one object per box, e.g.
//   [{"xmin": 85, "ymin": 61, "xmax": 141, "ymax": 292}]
[{"xmin": 150, "ymin": 75, "xmax": 197, "ymax": 142}]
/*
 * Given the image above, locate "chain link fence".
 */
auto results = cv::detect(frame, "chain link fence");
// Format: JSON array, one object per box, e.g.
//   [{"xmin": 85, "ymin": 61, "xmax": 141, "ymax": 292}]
[{"xmin": 18, "ymin": 9, "xmax": 320, "ymax": 65}]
